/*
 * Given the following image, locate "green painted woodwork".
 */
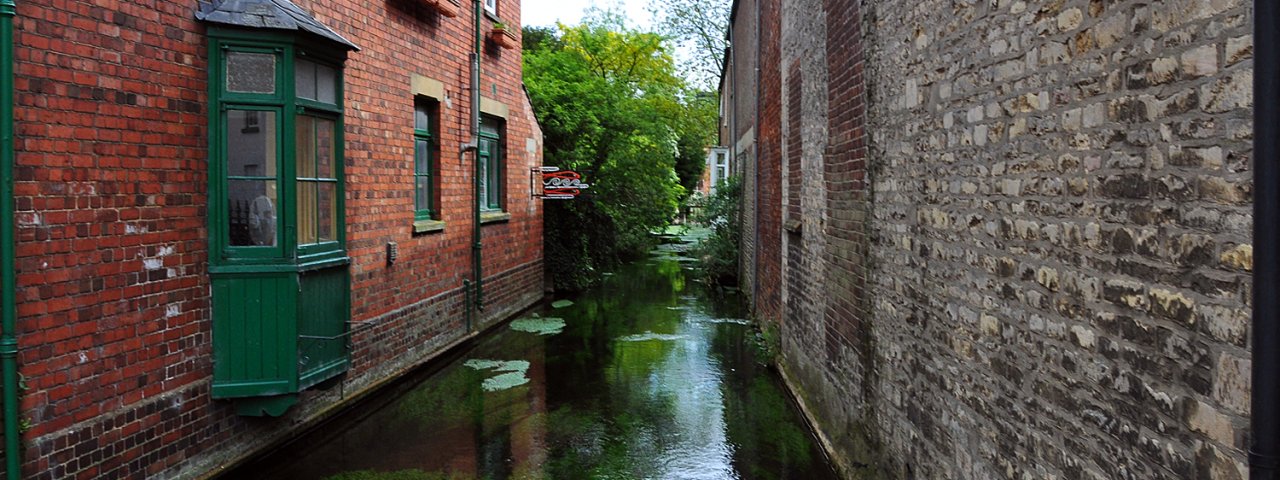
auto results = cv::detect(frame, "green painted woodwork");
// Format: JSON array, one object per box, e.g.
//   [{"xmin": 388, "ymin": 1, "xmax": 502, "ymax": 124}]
[
  {"xmin": 478, "ymin": 116, "xmax": 502, "ymax": 211},
  {"xmin": 205, "ymin": 24, "xmax": 353, "ymax": 415},
  {"xmin": 414, "ymin": 99, "xmax": 436, "ymax": 220},
  {"xmin": 297, "ymin": 267, "xmax": 349, "ymax": 389},
  {"xmin": 211, "ymin": 272, "xmax": 297, "ymax": 398}
]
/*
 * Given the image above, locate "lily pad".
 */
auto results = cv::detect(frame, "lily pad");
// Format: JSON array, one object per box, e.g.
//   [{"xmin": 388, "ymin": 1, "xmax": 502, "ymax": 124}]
[
  {"xmin": 482, "ymin": 371, "xmax": 530, "ymax": 391},
  {"xmin": 551, "ymin": 299, "xmax": 574, "ymax": 309},
  {"xmin": 510, "ymin": 317, "xmax": 566, "ymax": 335},
  {"xmin": 463, "ymin": 359, "xmax": 532, "ymax": 392}
]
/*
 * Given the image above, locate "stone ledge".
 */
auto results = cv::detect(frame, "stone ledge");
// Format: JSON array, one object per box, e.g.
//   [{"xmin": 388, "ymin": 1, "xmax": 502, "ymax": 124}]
[
  {"xmin": 480, "ymin": 211, "xmax": 511, "ymax": 224},
  {"xmin": 413, "ymin": 219, "xmax": 445, "ymax": 234}
]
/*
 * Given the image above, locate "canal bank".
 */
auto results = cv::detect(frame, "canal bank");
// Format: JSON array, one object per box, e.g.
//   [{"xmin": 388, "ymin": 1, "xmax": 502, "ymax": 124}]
[{"xmin": 221, "ymin": 238, "xmax": 838, "ymax": 480}]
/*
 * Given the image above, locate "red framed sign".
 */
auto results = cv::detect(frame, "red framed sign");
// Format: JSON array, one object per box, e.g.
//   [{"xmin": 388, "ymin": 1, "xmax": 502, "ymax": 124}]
[{"xmin": 531, "ymin": 167, "xmax": 590, "ymax": 199}]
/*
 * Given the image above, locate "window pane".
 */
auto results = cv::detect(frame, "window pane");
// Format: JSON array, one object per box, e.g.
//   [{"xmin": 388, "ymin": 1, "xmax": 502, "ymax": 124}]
[
  {"xmin": 227, "ymin": 110, "xmax": 276, "ymax": 177},
  {"xmin": 295, "ymin": 59, "xmax": 317, "ymax": 100},
  {"xmin": 318, "ymin": 182, "xmax": 336, "ymax": 242},
  {"xmin": 316, "ymin": 63, "xmax": 336, "ymax": 104},
  {"xmin": 479, "ymin": 135, "xmax": 500, "ymax": 210},
  {"xmin": 415, "ymin": 176, "xmax": 431, "ymax": 215},
  {"xmin": 227, "ymin": 52, "xmax": 276, "ymax": 94},
  {"xmin": 228, "ymin": 179, "xmax": 278, "ymax": 246},
  {"xmin": 477, "ymin": 153, "xmax": 489, "ymax": 211},
  {"xmin": 484, "ymin": 0, "xmax": 496, "ymax": 13},
  {"xmin": 316, "ymin": 118, "xmax": 335, "ymax": 179},
  {"xmin": 296, "ymin": 116, "xmax": 316, "ymax": 178},
  {"xmin": 298, "ymin": 181, "xmax": 317, "ymax": 245},
  {"xmin": 414, "ymin": 103, "xmax": 431, "ymax": 131},
  {"xmin": 415, "ymin": 139, "xmax": 431, "ymax": 175},
  {"xmin": 487, "ymin": 155, "xmax": 500, "ymax": 208},
  {"xmin": 480, "ymin": 119, "xmax": 499, "ymax": 137}
]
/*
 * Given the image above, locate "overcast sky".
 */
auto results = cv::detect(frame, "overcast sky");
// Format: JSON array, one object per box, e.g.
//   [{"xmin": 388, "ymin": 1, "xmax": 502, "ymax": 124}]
[{"xmin": 521, "ymin": 0, "xmax": 651, "ymax": 29}]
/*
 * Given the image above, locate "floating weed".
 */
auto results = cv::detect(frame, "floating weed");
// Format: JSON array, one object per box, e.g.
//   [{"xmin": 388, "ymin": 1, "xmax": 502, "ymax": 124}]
[
  {"xmin": 551, "ymin": 299, "xmax": 574, "ymax": 309},
  {"xmin": 463, "ymin": 359, "xmax": 532, "ymax": 392},
  {"xmin": 482, "ymin": 372, "xmax": 530, "ymax": 391},
  {"xmin": 616, "ymin": 332, "xmax": 688, "ymax": 342},
  {"xmin": 510, "ymin": 317, "xmax": 566, "ymax": 335}
]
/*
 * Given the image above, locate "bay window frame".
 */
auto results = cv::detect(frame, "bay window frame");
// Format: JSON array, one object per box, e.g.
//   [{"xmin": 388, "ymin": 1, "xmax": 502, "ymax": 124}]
[{"xmin": 208, "ymin": 33, "xmax": 348, "ymax": 269}]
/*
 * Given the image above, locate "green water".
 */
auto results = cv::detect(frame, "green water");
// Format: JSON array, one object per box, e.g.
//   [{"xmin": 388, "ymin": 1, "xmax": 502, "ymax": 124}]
[{"xmin": 226, "ymin": 248, "xmax": 838, "ymax": 480}]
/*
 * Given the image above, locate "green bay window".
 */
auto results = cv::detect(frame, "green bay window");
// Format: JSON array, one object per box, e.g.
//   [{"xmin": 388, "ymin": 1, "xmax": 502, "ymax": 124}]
[{"xmin": 198, "ymin": 1, "xmax": 359, "ymax": 417}]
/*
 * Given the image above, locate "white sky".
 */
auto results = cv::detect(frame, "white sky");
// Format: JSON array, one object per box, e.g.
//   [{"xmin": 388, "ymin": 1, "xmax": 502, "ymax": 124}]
[{"xmin": 520, "ymin": 0, "xmax": 652, "ymax": 29}]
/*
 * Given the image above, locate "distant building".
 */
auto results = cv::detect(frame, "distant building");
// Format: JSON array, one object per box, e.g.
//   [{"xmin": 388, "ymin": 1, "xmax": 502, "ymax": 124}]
[{"xmin": 0, "ymin": 0, "xmax": 544, "ymax": 477}]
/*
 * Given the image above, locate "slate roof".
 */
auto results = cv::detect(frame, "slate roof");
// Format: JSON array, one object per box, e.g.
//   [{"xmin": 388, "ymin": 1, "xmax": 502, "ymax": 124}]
[{"xmin": 196, "ymin": 0, "xmax": 360, "ymax": 50}]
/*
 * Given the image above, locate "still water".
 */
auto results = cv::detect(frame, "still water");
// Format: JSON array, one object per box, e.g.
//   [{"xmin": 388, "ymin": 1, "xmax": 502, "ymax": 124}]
[{"xmin": 227, "ymin": 246, "xmax": 838, "ymax": 480}]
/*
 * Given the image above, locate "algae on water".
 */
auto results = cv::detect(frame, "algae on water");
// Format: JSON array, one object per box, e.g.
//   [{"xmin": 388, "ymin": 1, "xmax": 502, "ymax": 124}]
[
  {"xmin": 551, "ymin": 299, "xmax": 574, "ymax": 309},
  {"xmin": 463, "ymin": 359, "xmax": 532, "ymax": 392},
  {"xmin": 616, "ymin": 332, "xmax": 688, "ymax": 342},
  {"xmin": 510, "ymin": 317, "xmax": 566, "ymax": 335}
]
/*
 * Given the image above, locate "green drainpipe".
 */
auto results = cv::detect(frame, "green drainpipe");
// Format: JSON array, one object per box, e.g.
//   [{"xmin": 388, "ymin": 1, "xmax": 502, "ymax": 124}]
[
  {"xmin": 1, "ymin": 1, "xmax": 20, "ymax": 478},
  {"xmin": 470, "ymin": 0, "xmax": 483, "ymax": 312}
]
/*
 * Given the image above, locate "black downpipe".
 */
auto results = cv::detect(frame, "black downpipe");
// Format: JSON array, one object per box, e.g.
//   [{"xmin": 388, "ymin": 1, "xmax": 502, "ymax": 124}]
[
  {"xmin": 1253, "ymin": 2, "xmax": 1279, "ymax": 479},
  {"xmin": 470, "ymin": 0, "xmax": 483, "ymax": 312}
]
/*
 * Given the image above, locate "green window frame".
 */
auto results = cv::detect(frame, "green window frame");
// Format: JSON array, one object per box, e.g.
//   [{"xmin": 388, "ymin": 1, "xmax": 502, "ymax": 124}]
[
  {"xmin": 208, "ymin": 38, "xmax": 348, "ymax": 267},
  {"xmin": 478, "ymin": 116, "xmax": 503, "ymax": 212},
  {"xmin": 414, "ymin": 98, "xmax": 438, "ymax": 220}
]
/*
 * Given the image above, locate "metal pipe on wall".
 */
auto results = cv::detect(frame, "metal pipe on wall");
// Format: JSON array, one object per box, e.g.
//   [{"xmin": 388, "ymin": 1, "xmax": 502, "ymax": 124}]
[
  {"xmin": 1252, "ymin": 2, "xmax": 1279, "ymax": 478},
  {"xmin": 1, "ymin": 1, "xmax": 20, "ymax": 477},
  {"xmin": 471, "ymin": 0, "xmax": 484, "ymax": 312}
]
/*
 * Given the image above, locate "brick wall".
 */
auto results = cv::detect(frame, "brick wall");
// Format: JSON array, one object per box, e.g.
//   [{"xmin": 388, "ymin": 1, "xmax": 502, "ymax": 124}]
[
  {"xmin": 755, "ymin": 0, "xmax": 783, "ymax": 324},
  {"xmin": 757, "ymin": 0, "xmax": 1254, "ymax": 478},
  {"xmin": 730, "ymin": 0, "xmax": 758, "ymax": 295},
  {"xmin": 6, "ymin": 0, "xmax": 544, "ymax": 478}
]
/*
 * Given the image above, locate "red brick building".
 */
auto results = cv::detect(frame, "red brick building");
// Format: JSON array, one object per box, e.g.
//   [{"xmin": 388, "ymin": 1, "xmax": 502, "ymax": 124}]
[{"xmin": 0, "ymin": 0, "xmax": 544, "ymax": 477}]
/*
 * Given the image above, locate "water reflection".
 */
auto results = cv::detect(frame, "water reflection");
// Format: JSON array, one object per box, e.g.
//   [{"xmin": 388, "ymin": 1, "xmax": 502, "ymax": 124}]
[{"xmin": 229, "ymin": 250, "xmax": 837, "ymax": 480}]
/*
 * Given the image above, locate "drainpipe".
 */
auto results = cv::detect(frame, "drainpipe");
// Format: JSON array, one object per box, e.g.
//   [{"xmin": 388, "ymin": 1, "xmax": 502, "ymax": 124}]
[
  {"xmin": 1, "ymin": 1, "xmax": 20, "ymax": 478},
  {"xmin": 470, "ymin": 0, "xmax": 484, "ymax": 312},
  {"xmin": 752, "ymin": 0, "xmax": 762, "ymax": 318},
  {"xmin": 1252, "ymin": 2, "xmax": 1279, "ymax": 478}
]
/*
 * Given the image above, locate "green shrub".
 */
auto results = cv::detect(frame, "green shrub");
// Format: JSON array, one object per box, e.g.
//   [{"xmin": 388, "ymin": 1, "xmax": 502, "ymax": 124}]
[{"xmin": 693, "ymin": 176, "xmax": 742, "ymax": 286}]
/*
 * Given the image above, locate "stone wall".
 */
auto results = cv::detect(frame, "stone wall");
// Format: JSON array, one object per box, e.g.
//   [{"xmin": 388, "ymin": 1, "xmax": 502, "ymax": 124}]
[{"xmin": 751, "ymin": 0, "xmax": 1255, "ymax": 478}]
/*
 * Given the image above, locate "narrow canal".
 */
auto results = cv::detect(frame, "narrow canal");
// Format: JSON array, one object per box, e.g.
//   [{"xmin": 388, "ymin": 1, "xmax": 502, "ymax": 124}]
[{"xmin": 226, "ymin": 238, "xmax": 838, "ymax": 480}]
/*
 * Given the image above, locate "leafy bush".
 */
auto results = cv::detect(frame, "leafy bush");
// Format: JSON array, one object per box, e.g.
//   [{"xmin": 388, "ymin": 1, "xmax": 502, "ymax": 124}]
[
  {"xmin": 693, "ymin": 176, "xmax": 741, "ymax": 286},
  {"xmin": 526, "ymin": 15, "xmax": 711, "ymax": 291}
]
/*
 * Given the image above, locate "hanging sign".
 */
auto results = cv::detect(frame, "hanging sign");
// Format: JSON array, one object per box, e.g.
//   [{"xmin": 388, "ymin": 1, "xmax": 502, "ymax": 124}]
[{"xmin": 532, "ymin": 167, "xmax": 590, "ymax": 199}]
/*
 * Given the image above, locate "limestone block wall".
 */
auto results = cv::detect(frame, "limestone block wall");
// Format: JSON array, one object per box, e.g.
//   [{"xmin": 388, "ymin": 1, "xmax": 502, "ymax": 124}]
[{"xmin": 863, "ymin": 0, "xmax": 1253, "ymax": 477}]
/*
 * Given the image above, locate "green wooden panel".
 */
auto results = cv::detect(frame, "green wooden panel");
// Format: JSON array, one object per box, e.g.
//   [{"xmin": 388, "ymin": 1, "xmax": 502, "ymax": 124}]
[
  {"xmin": 297, "ymin": 266, "xmax": 349, "ymax": 389},
  {"xmin": 212, "ymin": 272, "xmax": 298, "ymax": 398}
]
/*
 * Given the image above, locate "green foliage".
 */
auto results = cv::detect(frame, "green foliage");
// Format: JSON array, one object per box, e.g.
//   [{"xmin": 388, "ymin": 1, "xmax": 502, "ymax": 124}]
[
  {"xmin": 520, "ymin": 26, "xmax": 562, "ymax": 53},
  {"xmin": 693, "ymin": 176, "xmax": 742, "ymax": 286},
  {"xmin": 526, "ymin": 11, "xmax": 717, "ymax": 291},
  {"xmin": 648, "ymin": 0, "xmax": 731, "ymax": 89}
]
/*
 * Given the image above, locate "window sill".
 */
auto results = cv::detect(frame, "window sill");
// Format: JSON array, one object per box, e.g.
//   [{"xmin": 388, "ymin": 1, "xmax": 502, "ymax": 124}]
[
  {"xmin": 480, "ymin": 211, "xmax": 511, "ymax": 224},
  {"xmin": 414, "ymin": 219, "xmax": 446, "ymax": 234},
  {"xmin": 784, "ymin": 218, "xmax": 802, "ymax": 234}
]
